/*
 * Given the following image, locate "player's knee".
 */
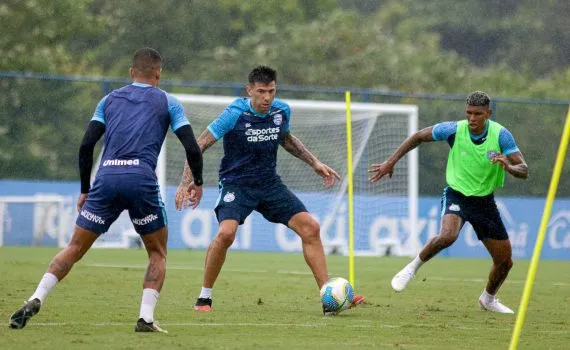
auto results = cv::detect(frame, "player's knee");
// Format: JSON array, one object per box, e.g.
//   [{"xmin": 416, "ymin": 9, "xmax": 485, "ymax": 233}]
[
  {"xmin": 437, "ymin": 234, "xmax": 457, "ymax": 249},
  {"xmin": 216, "ymin": 228, "xmax": 237, "ymax": 248},
  {"xmin": 298, "ymin": 219, "xmax": 321, "ymax": 242},
  {"xmin": 498, "ymin": 257, "xmax": 513, "ymax": 272}
]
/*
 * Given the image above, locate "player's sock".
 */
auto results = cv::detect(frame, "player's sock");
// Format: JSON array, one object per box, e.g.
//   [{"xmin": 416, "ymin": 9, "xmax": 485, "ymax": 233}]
[
  {"xmin": 199, "ymin": 287, "xmax": 212, "ymax": 299},
  {"xmin": 480, "ymin": 289, "xmax": 495, "ymax": 304},
  {"xmin": 29, "ymin": 273, "xmax": 58, "ymax": 304},
  {"xmin": 139, "ymin": 288, "xmax": 159, "ymax": 323},
  {"xmin": 408, "ymin": 255, "xmax": 425, "ymax": 273}
]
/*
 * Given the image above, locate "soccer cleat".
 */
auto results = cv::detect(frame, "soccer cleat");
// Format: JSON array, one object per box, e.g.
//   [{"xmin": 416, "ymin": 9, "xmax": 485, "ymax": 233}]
[
  {"xmin": 9, "ymin": 298, "xmax": 41, "ymax": 329},
  {"xmin": 194, "ymin": 297, "xmax": 212, "ymax": 312},
  {"xmin": 135, "ymin": 318, "xmax": 168, "ymax": 333},
  {"xmin": 391, "ymin": 266, "xmax": 416, "ymax": 292},
  {"xmin": 322, "ymin": 304, "xmax": 338, "ymax": 316},
  {"xmin": 323, "ymin": 295, "xmax": 365, "ymax": 315},
  {"xmin": 351, "ymin": 295, "xmax": 366, "ymax": 307},
  {"xmin": 479, "ymin": 297, "xmax": 514, "ymax": 314}
]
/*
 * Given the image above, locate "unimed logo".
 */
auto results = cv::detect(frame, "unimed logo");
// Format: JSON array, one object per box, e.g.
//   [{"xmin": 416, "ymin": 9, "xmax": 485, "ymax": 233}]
[{"xmin": 102, "ymin": 159, "xmax": 140, "ymax": 166}]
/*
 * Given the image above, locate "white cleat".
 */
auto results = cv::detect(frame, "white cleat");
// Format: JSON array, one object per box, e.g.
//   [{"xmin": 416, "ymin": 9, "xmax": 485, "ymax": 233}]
[
  {"xmin": 391, "ymin": 266, "xmax": 415, "ymax": 292},
  {"xmin": 479, "ymin": 298, "xmax": 514, "ymax": 314}
]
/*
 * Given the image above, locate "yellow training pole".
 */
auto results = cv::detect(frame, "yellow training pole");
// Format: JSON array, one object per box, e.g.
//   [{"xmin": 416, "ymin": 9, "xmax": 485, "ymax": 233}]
[
  {"xmin": 509, "ymin": 106, "xmax": 570, "ymax": 350},
  {"xmin": 345, "ymin": 91, "xmax": 355, "ymax": 287}
]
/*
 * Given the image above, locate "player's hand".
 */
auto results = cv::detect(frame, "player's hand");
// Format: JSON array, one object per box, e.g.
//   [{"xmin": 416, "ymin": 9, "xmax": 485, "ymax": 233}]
[
  {"xmin": 368, "ymin": 161, "xmax": 394, "ymax": 182},
  {"xmin": 187, "ymin": 182, "xmax": 203, "ymax": 209},
  {"xmin": 314, "ymin": 162, "xmax": 341, "ymax": 188},
  {"xmin": 491, "ymin": 152, "xmax": 510, "ymax": 170},
  {"xmin": 175, "ymin": 182, "xmax": 202, "ymax": 210},
  {"xmin": 77, "ymin": 193, "xmax": 88, "ymax": 212}
]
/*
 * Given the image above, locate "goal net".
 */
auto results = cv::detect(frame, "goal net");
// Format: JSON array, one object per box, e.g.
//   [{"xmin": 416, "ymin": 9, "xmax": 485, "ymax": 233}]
[{"xmin": 166, "ymin": 94, "xmax": 419, "ymax": 256}]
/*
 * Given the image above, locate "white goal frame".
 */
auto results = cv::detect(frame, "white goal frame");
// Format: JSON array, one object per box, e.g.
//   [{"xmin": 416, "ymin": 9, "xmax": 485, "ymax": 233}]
[
  {"xmin": 0, "ymin": 195, "xmax": 70, "ymax": 247},
  {"xmin": 170, "ymin": 94, "xmax": 420, "ymax": 256}
]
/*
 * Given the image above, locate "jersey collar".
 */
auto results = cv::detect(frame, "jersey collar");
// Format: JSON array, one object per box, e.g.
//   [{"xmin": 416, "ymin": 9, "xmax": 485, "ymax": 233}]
[
  {"xmin": 132, "ymin": 82, "xmax": 153, "ymax": 88},
  {"xmin": 470, "ymin": 120, "xmax": 489, "ymax": 140}
]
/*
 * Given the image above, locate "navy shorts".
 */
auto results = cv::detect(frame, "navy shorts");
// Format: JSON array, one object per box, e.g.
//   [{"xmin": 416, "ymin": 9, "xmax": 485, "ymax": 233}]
[
  {"xmin": 215, "ymin": 180, "xmax": 307, "ymax": 226},
  {"xmin": 440, "ymin": 186, "xmax": 508, "ymax": 240},
  {"xmin": 76, "ymin": 173, "xmax": 166, "ymax": 235}
]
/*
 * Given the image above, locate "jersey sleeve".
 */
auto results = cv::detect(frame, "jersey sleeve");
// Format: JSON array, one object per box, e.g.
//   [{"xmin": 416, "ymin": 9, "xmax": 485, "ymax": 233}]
[
  {"xmin": 165, "ymin": 93, "xmax": 190, "ymax": 132},
  {"xmin": 207, "ymin": 102, "xmax": 242, "ymax": 140},
  {"xmin": 91, "ymin": 95, "xmax": 108, "ymax": 124},
  {"xmin": 432, "ymin": 121, "xmax": 458, "ymax": 141},
  {"xmin": 499, "ymin": 127, "xmax": 520, "ymax": 155},
  {"xmin": 283, "ymin": 104, "xmax": 291, "ymax": 133}
]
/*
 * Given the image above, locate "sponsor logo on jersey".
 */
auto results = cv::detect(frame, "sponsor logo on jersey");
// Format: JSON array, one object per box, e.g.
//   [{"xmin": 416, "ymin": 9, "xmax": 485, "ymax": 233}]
[
  {"xmin": 273, "ymin": 114, "xmax": 282, "ymax": 126},
  {"xmin": 102, "ymin": 159, "xmax": 140, "ymax": 166},
  {"xmin": 80, "ymin": 209, "xmax": 105, "ymax": 225},
  {"xmin": 223, "ymin": 192, "xmax": 235, "ymax": 202},
  {"xmin": 132, "ymin": 213, "xmax": 159, "ymax": 226},
  {"xmin": 448, "ymin": 204, "xmax": 461, "ymax": 212},
  {"xmin": 245, "ymin": 123, "xmax": 251, "ymax": 127},
  {"xmin": 245, "ymin": 127, "xmax": 280, "ymax": 142},
  {"xmin": 487, "ymin": 150, "xmax": 498, "ymax": 160}
]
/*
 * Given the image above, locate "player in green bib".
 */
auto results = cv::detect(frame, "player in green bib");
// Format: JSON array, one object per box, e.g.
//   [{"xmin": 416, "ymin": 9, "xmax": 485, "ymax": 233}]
[{"xmin": 369, "ymin": 91, "xmax": 528, "ymax": 313}]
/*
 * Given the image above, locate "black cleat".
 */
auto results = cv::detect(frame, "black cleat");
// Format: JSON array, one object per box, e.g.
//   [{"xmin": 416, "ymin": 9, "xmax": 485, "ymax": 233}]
[
  {"xmin": 322, "ymin": 305, "xmax": 337, "ymax": 316},
  {"xmin": 9, "ymin": 298, "xmax": 41, "ymax": 329},
  {"xmin": 135, "ymin": 318, "xmax": 168, "ymax": 333},
  {"xmin": 194, "ymin": 298, "xmax": 212, "ymax": 312}
]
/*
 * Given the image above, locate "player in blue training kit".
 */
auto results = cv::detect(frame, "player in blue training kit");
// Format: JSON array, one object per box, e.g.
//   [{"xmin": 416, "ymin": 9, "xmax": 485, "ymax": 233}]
[
  {"xmin": 175, "ymin": 66, "xmax": 365, "ymax": 314},
  {"xmin": 9, "ymin": 48, "xmax": 204, "ymax": 332}
]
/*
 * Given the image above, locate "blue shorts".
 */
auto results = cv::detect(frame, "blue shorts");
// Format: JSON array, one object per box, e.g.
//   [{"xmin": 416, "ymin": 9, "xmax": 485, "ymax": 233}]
[
  {"xmin": 440, "ymin": 186, "xmax": 508, "ymax": 240},
  {"xmin": 215, "ymin": 180, "xmax": 307, "ymax": 226},
  {"xmin": 76, "ymin": 173, "xmax": 166, "ymax": 235}
]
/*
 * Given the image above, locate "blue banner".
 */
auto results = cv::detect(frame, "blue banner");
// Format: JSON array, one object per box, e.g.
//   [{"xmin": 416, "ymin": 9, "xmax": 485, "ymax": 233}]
[{"xmin": 1, "ymin": 180, "xmax": 569, "ymax": 260}]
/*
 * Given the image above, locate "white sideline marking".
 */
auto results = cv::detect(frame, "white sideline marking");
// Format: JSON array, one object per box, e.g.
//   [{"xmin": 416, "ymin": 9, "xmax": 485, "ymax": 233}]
[
  {"xmin": 27, "ymin": 322, "xmax": 570, "ymax": 334},
  {"xmin": 85, "ymin": 263, "xmax": 570, "ymax": 286}
]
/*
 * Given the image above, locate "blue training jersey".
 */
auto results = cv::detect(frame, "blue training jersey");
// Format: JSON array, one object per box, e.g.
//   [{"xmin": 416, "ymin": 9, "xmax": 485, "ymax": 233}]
[
  {"xmin": 432, "ymin": 120, "xmax": 520, "ymax": 155},
  {"xmin": 91, "ymin": 82, "xmax": 189, "ymax": 178},
  {"xmin": 207, "ymin": 98, "xmax": 291, "ymax": 185}
]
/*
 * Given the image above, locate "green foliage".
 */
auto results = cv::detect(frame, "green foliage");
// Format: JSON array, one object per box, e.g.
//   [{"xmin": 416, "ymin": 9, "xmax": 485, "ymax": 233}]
[
  {"xmin": 0, "ymin": 0, "xmax": 97, "ymax": 72},
  {"xmin": 0, "ymin": 0, "xmax": 568, "ymax": 196}
]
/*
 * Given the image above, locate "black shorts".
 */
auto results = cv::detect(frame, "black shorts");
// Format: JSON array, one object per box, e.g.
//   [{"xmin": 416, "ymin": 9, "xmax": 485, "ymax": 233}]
[
  {"xmin": 440, "ymin": 186, "xmax": 508, "ymax": 241},
  {"xmin": 214, "ymin": 179, "xmax": 307, "ymax": 226}
]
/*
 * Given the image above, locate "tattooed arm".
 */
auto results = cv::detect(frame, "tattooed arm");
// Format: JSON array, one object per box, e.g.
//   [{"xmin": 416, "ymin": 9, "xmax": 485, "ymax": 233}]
[
  {"xmin": 175, "ymin": 129, "xmax": 217, "ymax": 210},
  {"xmin": 179, "ymin": 129, "xmax": 217, "ymax": 186},
  {"xmin": 280, "ymin": 132, "xmax": 340, "ymax": 188},
  {"xmin": 279, "ymin": 132, "xmax": 319, "ymax": 167}
]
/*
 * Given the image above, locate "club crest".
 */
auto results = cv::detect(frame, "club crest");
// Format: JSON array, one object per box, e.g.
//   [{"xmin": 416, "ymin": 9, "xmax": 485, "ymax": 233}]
[
  {"xmin": 273, "ymin": 114, "xmax": 282, "ymax": 126},
  {"xmin": 223, "ymin": 192, "xmax": 235, "ymax": 203}
]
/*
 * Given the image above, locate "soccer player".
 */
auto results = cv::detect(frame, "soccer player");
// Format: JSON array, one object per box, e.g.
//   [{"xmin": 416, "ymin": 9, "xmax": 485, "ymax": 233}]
[
  {"xmin": 369, "ymin": 91, "xmax": 528, "ymax": 314},
  {"xmin": 9, "ymin": 48, "xmax": 204, "ymax": 332},
  {"xmin": 175, "ymin": 66, "xmax": 365, "ymax": 314}
]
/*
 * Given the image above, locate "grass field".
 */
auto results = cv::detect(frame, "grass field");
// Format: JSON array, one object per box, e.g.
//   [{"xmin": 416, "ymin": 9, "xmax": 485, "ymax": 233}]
[{"xmin": 1, "ymin": 247, "xmax": 569, "ymax": 349}]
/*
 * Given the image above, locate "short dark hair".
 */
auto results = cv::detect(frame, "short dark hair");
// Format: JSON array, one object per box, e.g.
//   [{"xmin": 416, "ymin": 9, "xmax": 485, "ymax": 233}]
[
  {"xmin": 132, "ymin": 47, "xmax": 162, "ymax": 78},
  {"xmin": 248, "ymin": 66, "xmax": 277, "ymax": 85},
  {"xmin": 466, "ymin": 91, "xmax": 491, "ymax": 107}
]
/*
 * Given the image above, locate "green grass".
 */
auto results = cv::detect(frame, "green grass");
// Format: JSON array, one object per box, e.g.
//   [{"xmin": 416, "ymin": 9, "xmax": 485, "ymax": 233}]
[{"xmin": 1, "ymin": 247, "xmax": 569, "ymax": 349}]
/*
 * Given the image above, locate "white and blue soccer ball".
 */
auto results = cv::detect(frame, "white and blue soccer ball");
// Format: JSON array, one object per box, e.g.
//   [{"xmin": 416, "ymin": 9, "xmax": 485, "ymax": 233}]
[{"xmin": 320, "ymin": 277, "xmax": 354, "ymax": 314}]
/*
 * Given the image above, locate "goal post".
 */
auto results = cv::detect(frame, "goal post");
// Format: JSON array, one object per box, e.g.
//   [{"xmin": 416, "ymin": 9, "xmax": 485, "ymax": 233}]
[
  {"xmin": 0, "ymin": 195, "xmax": 71, "ymax": 248},
  {"xmin": 166, "ymin": 93, "xmax": 419, "ymax": 257}
]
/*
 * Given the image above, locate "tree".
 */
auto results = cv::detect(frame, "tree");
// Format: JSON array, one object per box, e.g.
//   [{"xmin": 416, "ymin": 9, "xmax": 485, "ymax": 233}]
[{"xmin": 0, "ymin": 0, "xmax": 98, "ymax": 180}]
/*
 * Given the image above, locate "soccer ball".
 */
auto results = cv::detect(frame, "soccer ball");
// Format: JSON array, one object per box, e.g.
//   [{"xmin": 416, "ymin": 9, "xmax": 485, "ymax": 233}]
[{"xmin": 320, "ymin": 277, "xmax": 354, "ymax": 314}]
